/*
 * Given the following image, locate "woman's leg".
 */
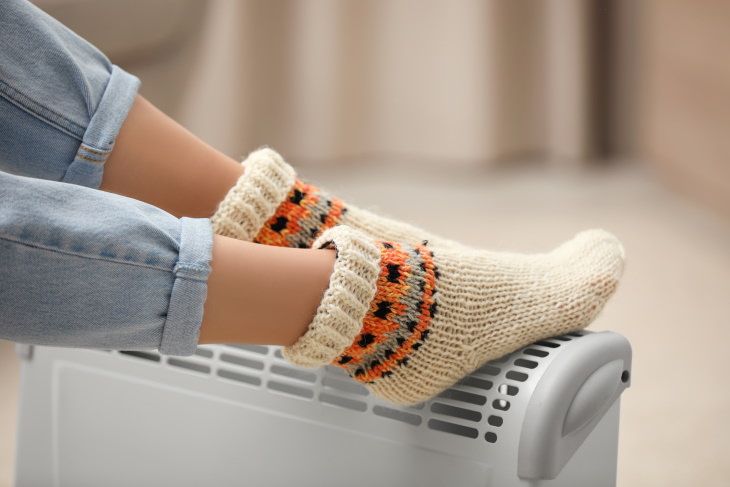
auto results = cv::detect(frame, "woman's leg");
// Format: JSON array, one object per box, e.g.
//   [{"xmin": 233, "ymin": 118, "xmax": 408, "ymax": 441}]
[
  {"xmin": 100, "ymin": 96, "xmax": 244, "ymax": 218},
  {"xmin": 95, "ymin": 96, "xmax": 465, "ymax": 250},
  {"xmin": 200, "ymin": 236, "xmax": 335, "ymax": 346},
  {"xmin": 0, "ymin": 171, "xmax": 211, "ymax": 355}
]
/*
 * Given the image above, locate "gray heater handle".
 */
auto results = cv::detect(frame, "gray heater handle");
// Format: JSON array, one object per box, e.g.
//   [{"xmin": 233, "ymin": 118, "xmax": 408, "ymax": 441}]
[{"xmin": 517, "ymin": 331, "xmax": 632, "ymax": 480}]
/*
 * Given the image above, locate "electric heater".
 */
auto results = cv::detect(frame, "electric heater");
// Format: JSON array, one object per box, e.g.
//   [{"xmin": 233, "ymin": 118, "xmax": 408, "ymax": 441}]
[{"xmin": 14, "ymin": 330, "xmax": 631, "ymax": 487}]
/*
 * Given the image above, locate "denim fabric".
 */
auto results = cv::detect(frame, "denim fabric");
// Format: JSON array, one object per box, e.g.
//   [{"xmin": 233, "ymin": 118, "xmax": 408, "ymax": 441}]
[
  {"xmin": 0, "ymin": 0, "xmax": 214, "ymax": 355},
  {"xmin": 0, "ymin": 0, "xmax": 139, "ymax": 189},
  {"xmin": 0, "ymin": 172, "xmax": 213, "ymax": 355}
]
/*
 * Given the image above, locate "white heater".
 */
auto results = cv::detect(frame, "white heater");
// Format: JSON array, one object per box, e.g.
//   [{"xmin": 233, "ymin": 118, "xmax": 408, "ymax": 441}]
[{"xmin": 14, "ymin": 330, "xmax": 631, "ymax": 487}]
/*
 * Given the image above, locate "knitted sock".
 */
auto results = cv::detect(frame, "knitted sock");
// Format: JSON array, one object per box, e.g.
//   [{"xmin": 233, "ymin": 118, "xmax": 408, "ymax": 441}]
[
  {"xmin": 211, "ymin": 147, "xmax": 464, "ymax": 249},
  {"xmin": 282, "ymin": 225, "xmax": 625, "ymax": 406}
]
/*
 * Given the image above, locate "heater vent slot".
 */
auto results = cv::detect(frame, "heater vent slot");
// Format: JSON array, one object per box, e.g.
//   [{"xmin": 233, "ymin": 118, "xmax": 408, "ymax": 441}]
[
  {"xmin": 506, "ymin": 370, "xmax": 529, "ymax": 382},
  {"xmin": 477, "ymin": 365, "xmax": 501, "ymax": 376},
  {"xmin": 319, "ymin": 393, "xmax": 368, "ymax": 412},
  {"xmin": 488, "ymin": 415, "xmax": 504, "ymax": 427},
  {"xmin": 322, "ymin": 377, "xmax": 369, "ymax": 396},
  {"xmin": 322, "ymin": 365, "xmax": 350, "ymax": 378},
  {"xmin": 458, "ymin": 376, "xmax": 493, "ymax": 391},
  {"xmin": 514, "ymin": 358, "xmax": 538, "ymax": 369},
  {"xmin": 373, "ymin": 406, "xmax": 423, "ymax": 426},
  {"xmin": 427, "ymin": 419, "xmax": 479, "ymax": 439},
  {"xmin": 270, "ymin": 365, "xmax": 317, "ymax": 383},
  {"xmin": 431, "ymin": 402, "xmax": 482, "ymax": 422},
  {"xmin": 217, "ymin": 369, "xmax": 261, "ymax": 387},
  {"xmin": 267, "ymin": 380, "xmax": 314, "ymax": 400},
  {"xmin": 523, "ymin": 348, "xmax": 549, "ymax": 358},
  {"xmin": 167, "ymin": 358, "xmax": 210, "ymax": 375},
  {"xmin": 497, "ymin": 384, "xmax": 519, "ymax": 396},
  {"xmin": 437, "ymin": 388, "xmax": 488, "ymax": 406},
  {"xmin": 220, "ymin": 353, "xmax": 265, "ymax": 371},
  {"xmin": 493, "ymin": 399, "xmax": 511, "ymax": 411}
]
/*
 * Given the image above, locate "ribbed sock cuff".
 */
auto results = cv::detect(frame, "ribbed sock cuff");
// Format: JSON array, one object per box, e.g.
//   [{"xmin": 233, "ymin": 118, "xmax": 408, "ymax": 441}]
[
  {"xmin": 211, "ymin": 147, "xmax": 296, "ymax": 241},
  {"xmin": 282, "ymin": 226, "xmax": 381, "ymax": 367}
]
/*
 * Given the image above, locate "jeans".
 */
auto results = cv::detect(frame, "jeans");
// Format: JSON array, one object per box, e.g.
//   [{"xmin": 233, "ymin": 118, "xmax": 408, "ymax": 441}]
[{"xmin": 0, "ymin": 0, "xmax": 213, "ymax": 355}]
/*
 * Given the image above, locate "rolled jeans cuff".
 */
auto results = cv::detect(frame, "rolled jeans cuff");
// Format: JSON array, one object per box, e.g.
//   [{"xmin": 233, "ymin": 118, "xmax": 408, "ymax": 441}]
[
  {"xmin": 63, "ymin": 66, "xmax": 140, "ymax": 189},
  {"xmin": 160, "ymin": 217, "xmax": 214, "ymax": 356}
]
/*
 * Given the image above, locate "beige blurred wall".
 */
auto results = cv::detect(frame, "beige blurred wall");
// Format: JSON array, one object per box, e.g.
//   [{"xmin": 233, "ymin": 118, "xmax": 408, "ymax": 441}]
[
  {"xmin": 639, "ymin": 0, "xmax": 730, "ymax": 219},
  {"xmin": 36, "ymin": 0, "xmax": 637, "ymax": 165},
  {"xmin": 35, "ymin": 0, "xmax": 729, "ymax": 218}
]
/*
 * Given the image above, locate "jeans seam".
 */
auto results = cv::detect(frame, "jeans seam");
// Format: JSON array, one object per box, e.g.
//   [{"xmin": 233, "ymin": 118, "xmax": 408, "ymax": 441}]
[
  {"xmin": 175, "ymin": 262, "xmax": 211, "ymax": 273},
  {"xmin": 0, "ymin": 234, "xmax": 173, "ymax": 273},
  {"xmin": 78, "ymin": 144, "xmax": 111, "ymax": 155},
  {"xmin": 0, "ymin": 78, "xmax": 85, "ymax": 140},
  {"xmin": 75, "ymin": 143, "xmax": 112, "ymax": 163},
  {"xmin": 74, "ymin": 153, "xmax": 106, "ymax": 163}
]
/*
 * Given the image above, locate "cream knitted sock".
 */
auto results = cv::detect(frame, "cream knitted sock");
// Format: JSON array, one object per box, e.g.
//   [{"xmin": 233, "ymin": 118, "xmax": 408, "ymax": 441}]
[
  {"xmin": 211, "ymin": 147, "xmax": 464, "ymax": 249},
  {"xmin": 283, "ymin": 225, "xmax": 625, "ymax": 405}
]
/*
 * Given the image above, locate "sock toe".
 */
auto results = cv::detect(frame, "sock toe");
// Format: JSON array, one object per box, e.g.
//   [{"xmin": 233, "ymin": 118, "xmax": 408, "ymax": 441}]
[{"xmin": 561, "ymin": 229, "xmax": 625, "ymax": 297}]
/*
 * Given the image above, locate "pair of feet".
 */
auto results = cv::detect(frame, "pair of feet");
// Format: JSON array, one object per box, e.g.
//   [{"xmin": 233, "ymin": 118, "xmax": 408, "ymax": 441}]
[{"xmin": 212, "ymin": 148, "xmax": 625, "ymax": 405}]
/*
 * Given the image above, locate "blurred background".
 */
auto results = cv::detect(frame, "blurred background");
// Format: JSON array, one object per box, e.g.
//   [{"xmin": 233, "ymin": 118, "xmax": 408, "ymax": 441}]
[{"xmin": 1, "ymin": 1, "xmax": 729, "ymax": 486}]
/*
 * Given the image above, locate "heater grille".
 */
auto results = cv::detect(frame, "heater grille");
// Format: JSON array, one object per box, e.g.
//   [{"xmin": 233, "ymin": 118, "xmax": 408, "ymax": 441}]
[{"xmin": 114, "ymin": 331, "xmax": 587, "ymax": 444}]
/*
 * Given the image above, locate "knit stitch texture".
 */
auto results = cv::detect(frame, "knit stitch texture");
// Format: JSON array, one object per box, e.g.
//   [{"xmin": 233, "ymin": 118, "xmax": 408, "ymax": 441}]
[
  {"xmin": 283, "ymin": 225, "xmax": 625, "ymax": 405},
  {"xmin": 211, "ymin": 148, "xmax": 464, "ymax": 249}
]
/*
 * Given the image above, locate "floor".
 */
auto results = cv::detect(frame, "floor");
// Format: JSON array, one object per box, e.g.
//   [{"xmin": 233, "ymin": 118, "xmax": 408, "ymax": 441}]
[{"xmin": 2, "ymin": 159, "xmax": 729, "ymax": 486}]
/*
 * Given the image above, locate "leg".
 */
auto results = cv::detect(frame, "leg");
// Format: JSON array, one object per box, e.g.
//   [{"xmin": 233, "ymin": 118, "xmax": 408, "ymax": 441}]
[
  {"xmin": 1, "ymin": 0, "xmax": 238, "ymax": 216},
  {"xmin": 200, "ymin": 236, "xmax": 335, "ymax": 346},
  {"xmin": 0, "ymin": 171, "xmax": 210, "ymax": 355},
  {"xmin": 100, "ymin": 96, "xmax": 244, "ymax": 218}
]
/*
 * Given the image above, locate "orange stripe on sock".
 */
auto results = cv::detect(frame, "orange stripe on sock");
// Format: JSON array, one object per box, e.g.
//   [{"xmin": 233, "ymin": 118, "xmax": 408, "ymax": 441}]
[
  {"xmin": 335, "ymin": 241, "xmax": 438, "ymax": 383},
  {"xmin": 254, "ymin": 180, "xmax": 347, "ymax": 247}
]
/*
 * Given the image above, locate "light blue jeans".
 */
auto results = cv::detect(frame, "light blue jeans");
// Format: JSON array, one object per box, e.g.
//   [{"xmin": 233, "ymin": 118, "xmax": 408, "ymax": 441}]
[{"xmin": 0, "ymin": 0, "xmax": 213, "ymax": 355}]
